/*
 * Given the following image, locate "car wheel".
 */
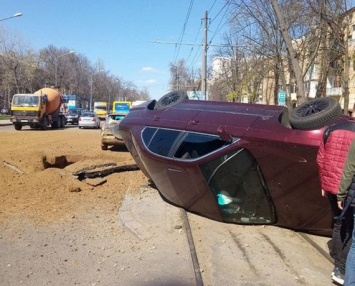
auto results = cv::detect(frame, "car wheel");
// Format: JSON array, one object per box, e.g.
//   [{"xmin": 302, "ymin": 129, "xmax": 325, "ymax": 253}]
[
  {"xmin": 289, "ymin": 97, "xmax": 342, "ymax": 130},
  {"xmin": 155, "ymin": 90, "xmax": 188, "ymax": 110},
  {"xmin": 101, "ymin": 144, "xmax": 108, "ymax": 150}
]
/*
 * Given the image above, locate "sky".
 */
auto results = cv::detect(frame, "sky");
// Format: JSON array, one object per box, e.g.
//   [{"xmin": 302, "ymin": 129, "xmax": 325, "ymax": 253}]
[{"xmin": 1, "ymin": 0, "xmax": 230, "ymax": 100}]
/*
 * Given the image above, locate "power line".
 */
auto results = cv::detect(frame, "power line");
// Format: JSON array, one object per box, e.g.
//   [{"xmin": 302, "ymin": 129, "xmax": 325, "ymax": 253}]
[
  {"xmin": 186, "ymin": 1, "xmax": 231, "ymax": 74},
  {"xmin": 185, "ymin": 21, "xmax": 203, "ymax": 66},
  {"xmin": 208, "ymin": 0, "xmax": 218, "ymax": 13},
  {"xmin": 209, "ymin": 1, "xmax": 231, "ymax": 45},
  {"xmin": 152, "ymin": 1, "xmax": 232, "ymax": 93},
  {"xmin": 151, "ymin": 40, "xmax": 229, "ymax": 47},
  {"xmin": 173, "ymin": 0, "xmax": 195, "ymax": 64}
]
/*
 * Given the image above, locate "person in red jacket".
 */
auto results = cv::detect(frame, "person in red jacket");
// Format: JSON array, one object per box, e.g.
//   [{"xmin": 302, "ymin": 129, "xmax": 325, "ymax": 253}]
[{"xmin": 317, "ymin": 121, "xmax": 355, "ymax": 285}]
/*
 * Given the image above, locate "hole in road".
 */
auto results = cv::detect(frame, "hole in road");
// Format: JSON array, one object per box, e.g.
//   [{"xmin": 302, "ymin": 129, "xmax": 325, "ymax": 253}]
[{"xmin": 42, "ymin": 155, "xmax": 75, "ymax": 169}]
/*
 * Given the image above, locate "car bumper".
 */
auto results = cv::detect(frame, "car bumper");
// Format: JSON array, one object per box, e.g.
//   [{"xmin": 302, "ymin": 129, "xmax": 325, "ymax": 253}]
[
  {"xmin": 66, "ymin": 119, "xmax": 78, "ymax": 124},
  {"xmin": 101, "ymin": 135, "xmax": 124, "ymax": 145},
  {"xmin": 101, "ymin": 126, "xmax": 124, "ymax": 144},
  {"xmin": 79, "ymin": 123, "xmax": 99, "ymax": 128}
]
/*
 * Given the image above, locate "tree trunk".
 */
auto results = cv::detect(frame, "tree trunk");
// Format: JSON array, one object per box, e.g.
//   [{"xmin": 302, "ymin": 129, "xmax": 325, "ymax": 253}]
[
  {"xmin": 342, "ymin": 25, "xmax": 350, "ymax": 115},
  {"xmin": 271, "ymin": 0, "xmax": 306, "ymax": 104}
]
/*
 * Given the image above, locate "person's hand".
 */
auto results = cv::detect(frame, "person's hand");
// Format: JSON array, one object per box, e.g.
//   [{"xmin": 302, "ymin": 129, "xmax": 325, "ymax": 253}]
[{"xmin": 337, "ymin": 200, "xmax": 343, "ymax": 210}]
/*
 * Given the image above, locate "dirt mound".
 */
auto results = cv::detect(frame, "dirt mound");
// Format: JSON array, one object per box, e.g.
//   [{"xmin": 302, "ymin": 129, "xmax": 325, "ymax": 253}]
[{"xmin": 0, "ymin": 128, "xmax": 147, "ymax": 226}]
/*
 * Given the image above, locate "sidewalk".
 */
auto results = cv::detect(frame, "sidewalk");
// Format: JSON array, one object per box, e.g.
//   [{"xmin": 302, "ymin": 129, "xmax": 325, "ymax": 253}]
[
  {"xmin": 0, "ymin": 119, "xmax": 12, "ymax": 126},
  {"xmin": 120, "ymin": 185, "xmax": 334, "ymax": 286},
  {"xmin": 118, "ymin": 186, "xmax": 197, "ymax": 285}
]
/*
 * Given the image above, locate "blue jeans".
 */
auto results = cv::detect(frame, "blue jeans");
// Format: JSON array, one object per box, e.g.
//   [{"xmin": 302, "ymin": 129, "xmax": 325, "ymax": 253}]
[
  {"xmin": 345, "ymin": 208, "xmax": 355, "ymax": 285},
  {"xmin": 331, "ymin": 193, "xmax": 354, "ymax": 275}
]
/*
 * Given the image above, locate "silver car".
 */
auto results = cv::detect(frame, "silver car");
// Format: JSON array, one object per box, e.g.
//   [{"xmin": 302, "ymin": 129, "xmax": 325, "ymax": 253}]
[
  {"xmin": 78, "ymin": 112, "xmax": 101, "ymax": 129},
  {"xmin": 100, "ymin": 113, "xmax": 126, "ymax": 150}
]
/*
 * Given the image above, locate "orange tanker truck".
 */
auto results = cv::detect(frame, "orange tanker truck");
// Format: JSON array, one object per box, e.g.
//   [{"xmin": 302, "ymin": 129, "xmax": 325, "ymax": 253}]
[{"xmin": 10, "ymin": 87, "xmax": 67, "ymax": 130}]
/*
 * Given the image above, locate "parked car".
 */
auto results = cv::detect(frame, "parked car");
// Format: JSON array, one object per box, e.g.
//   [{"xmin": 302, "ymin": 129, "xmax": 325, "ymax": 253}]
[
  {"xmin": 1, "ymin": 108, "xmax": 9, "ymax": 114},
  {"xmin": 78, "ymin": 111, "xmax": 101, "ymax": 129},
  {"xmin": 117, "ymin": 91, "xmax": 349, "ymax": 236},
  {"xmin": 100, "ymin": 113, "xmax": 126, "ymax": 150}
]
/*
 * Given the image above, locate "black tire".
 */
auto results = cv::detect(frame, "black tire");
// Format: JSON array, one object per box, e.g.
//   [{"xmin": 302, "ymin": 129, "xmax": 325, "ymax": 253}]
[
  {"xmin": 155, "ymin": 90, "xmax": 188, "ymax": 110},
  {"xmin": 289, "ymin": 97, "xmax": 342, "ymax": 130},
  {"xmin": 51, "ymin": 121, "xmax": 58, "ymax": 129},
  {"xmin": 41, "ymin": 117, "xmax": 48, "ymax": 130},
  {"xmin": 58, "ymin": 117, "xmax": 64, "ymax": 128},
  {"xmin": 14, "ymin": 124, "xmax": 22, "ymax": 131},
  {"xmin": 101, "ymin": 144, "xmax": 108, "ymax": 151}
]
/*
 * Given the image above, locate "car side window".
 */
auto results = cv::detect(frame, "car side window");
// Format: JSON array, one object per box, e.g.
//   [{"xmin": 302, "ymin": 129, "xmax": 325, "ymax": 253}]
[
  {"xmin": 143, "ymin": 128, "xmax": 181, "ymax": 157},
  {"xmin": 143, "ymin": 127, "xmax": 230, "ymax": 159},
  {"xmin": 142, "ymin": 127, "xmax": 157, "ymax": 146},
  {"xmin": 174, "ymin": 133, "xmax": 228, "ymax": 159},
  {"xmin": 200, "ymin": 148, "xmax": 276, "ymax": 225}
]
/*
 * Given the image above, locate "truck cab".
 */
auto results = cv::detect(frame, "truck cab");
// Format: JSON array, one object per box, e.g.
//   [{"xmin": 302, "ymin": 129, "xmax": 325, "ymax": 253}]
[
  {"xmin": 11, "ymin": 94, "xmax": 46, "ymax": 130},
  {"xmin": 93, "ymin": 102, "xmax": 108, "ymax": 120}
]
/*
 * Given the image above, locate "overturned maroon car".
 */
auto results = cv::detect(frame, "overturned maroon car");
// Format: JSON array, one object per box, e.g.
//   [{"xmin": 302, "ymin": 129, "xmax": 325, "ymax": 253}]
[{"xmin": 117, "ymin": 91, "xmax": 351, "ymax": 236}]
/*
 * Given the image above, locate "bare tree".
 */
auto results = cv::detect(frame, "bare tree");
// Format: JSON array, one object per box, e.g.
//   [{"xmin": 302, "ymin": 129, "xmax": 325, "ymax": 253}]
[
  {"xmin": 169, "ymin": 59, "xmax": 196, "ymax": 91},
  {"xmin": 0, "ymin": 26, "xmax": 35, "ymax": 106},
  {"xmin": 0, "ymin": 28, "xmax": 152, "ymax": 107}
]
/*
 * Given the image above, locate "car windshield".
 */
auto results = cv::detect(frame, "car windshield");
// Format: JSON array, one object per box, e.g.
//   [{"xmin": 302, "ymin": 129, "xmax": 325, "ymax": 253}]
[
  {"xmin": 95, "ymin": 106, "xmax": 106, "ymax": 111},
  {"xmin": 68, "ymin": 110, "xmax": 79, "ymax": 115},
  {"xmin": 82, "ymin": 113, "xmax": 95, "ymax": 117}
]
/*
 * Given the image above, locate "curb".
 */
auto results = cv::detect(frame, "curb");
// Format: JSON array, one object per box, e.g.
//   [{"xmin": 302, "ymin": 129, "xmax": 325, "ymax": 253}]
[
  {"xmin": 118, "ymin": 186, "xmax": 184, "ymax": 241},
  {"xmin": 0, "ymin": 120, "xmax": 12, "ymax": 126},
  {"xmin": 119, "ymin": 193, "xmax": 151, "ymax": 240}
]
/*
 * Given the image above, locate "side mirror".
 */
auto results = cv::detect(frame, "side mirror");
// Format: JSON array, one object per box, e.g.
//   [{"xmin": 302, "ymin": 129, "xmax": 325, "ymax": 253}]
[{"xmin": 217, "ymin": 126, "xmax": 232, "ymax": 143}]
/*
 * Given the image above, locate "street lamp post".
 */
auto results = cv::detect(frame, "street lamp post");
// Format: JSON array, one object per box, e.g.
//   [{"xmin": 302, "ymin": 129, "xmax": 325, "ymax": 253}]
[
  {"xmin": 90, "ymin": 70, "xmax": 104, "ymax": 111},
  {"xmin": 90, "ymin": 74, "xmax": 93, "ymax": 111},
  {"xmin": 0, "ymin": 13, "xmax": 22, "ymax": 22},
  {"xmin": 55, "ymin": 51, "xmax": 74, "ymax": 86}
]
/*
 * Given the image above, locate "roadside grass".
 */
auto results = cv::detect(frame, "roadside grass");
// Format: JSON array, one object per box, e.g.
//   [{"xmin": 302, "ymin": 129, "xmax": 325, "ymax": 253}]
[{"xmin": 0, "ymin": 114, "xmax": 10, "ymax": 120}]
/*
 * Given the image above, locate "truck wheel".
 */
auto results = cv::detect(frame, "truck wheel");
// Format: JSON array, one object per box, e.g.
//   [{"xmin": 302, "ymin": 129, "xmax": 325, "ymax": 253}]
[
  {"xmin": 101, "ymin": 144, "xmax": 108, "ymax": 150},
  {"xmin": 58, "ymin": 117, "xmax": 65, "ymax": 128},
  {"xmin": 14, "ymin": 124, "xmax": 22, "ymax": 131},
  {"xmin": 42, "ymin": 117, "xmax": 48, "ymax": 130}
]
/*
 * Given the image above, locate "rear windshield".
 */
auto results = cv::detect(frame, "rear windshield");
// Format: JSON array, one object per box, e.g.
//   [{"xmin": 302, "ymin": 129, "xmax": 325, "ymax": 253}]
[
  {"xmin": 68, "ymin": 109, "xmax": 81, "ymax": 114},
  {"xmin": 81, "ymin": 113, "xmax": 95, "ymax": 117},
  {"xmin": 109, "ymin": 114, "xmax": 125, "ymax": 120}
]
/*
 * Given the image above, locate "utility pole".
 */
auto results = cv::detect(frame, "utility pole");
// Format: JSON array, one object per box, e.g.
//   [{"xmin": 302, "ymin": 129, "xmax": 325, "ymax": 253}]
[
  {"xmin": 151, "ymin": 11, "xmax": 210, "ymax": 99},
  {"xmin": 201, "ymin": 11, "xmax": 208, "ymax": 100}
]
